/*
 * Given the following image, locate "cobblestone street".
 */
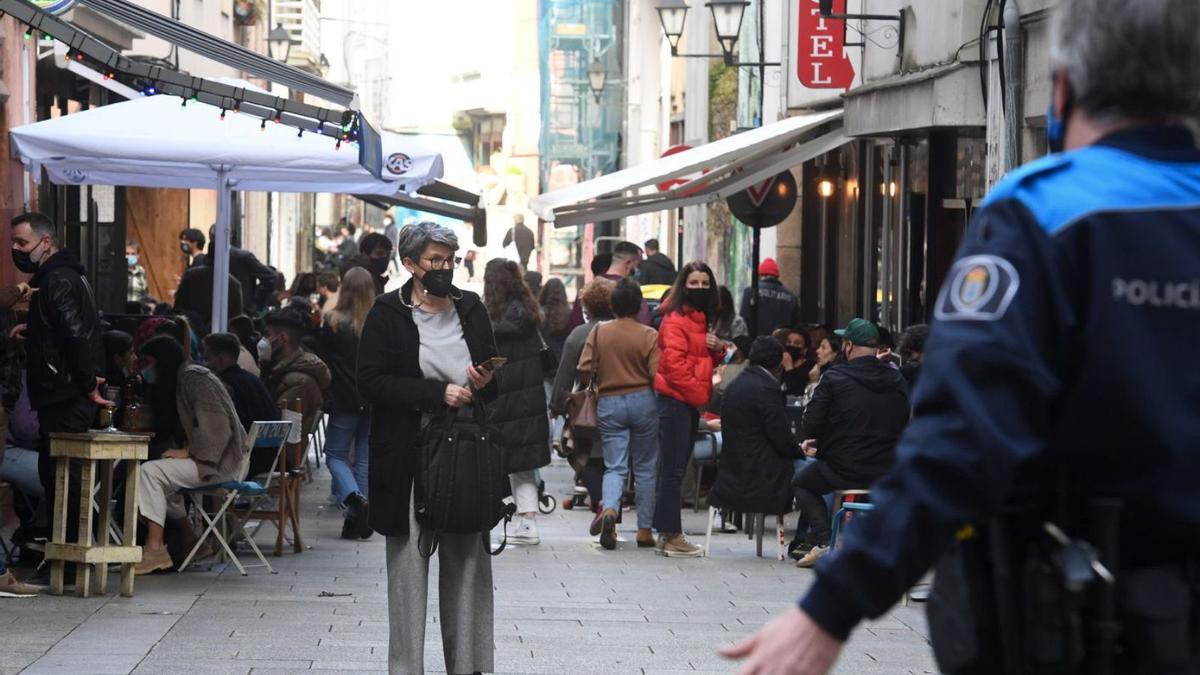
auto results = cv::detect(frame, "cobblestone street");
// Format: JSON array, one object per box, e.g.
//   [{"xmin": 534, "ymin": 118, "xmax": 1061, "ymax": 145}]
[{"xmin": 3, "ymin": 460, "xmax": 935, "ymax": 674}]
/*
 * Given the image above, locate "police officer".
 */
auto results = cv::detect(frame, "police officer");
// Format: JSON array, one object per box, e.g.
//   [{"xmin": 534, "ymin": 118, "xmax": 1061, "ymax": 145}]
[{"xmin": 720, "ymin": 0, "xmax": 1200, "ymax": 672}]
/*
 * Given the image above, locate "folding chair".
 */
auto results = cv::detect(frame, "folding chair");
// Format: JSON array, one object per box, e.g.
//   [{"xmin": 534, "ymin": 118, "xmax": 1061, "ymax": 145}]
[
  {"xmin": 177, "ymin": 421, "xmax": 294, "ymax": 575},
  {"xmin": 311, "ymin": 414, "xmax": 327, "ymax": 468},
  {"xmin": 234, "ymin": 402, "xmax": 306, "ymax": 556}
]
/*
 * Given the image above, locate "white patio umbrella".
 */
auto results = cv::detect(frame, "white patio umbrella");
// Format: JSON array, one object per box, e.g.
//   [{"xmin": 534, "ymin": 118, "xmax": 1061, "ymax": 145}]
[{"xmin": 10, "ymin": 93, "xmax": 443, "ymax": 331}]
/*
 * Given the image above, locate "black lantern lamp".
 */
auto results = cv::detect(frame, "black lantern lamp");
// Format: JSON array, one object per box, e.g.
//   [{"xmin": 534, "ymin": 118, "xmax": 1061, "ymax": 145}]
[
  {"xmin": 656, "ymin": 0, "xmax": 689, "ymax": 55},
  {"xmin": 267, "ymin": 22, "xmax": 294, "ymax": 62},
  {"xmin": 706, "ymin": 0, "xmax": 749, "ymax": 65},
  {"xmin": 587, "ymin": 57, "xmax": 607, "ymax": 103}
]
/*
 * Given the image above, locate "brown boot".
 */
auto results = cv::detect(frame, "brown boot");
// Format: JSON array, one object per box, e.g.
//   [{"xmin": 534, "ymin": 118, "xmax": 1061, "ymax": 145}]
[
  {"xmin": 134, "ymin": 548, "xmax": 174, "ymax": 575},
  {"xmin": 598, "ymin": 509, "xmax": 618, "ymax": 550},
  {"xmin": 636, "ymin": 528, "xmax": 655, "ymax": 548}
]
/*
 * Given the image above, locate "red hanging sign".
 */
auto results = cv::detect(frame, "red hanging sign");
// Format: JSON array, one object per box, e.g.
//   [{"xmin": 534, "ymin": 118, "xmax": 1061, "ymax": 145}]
[{"xmin": 797, "ymin": 0, "xmax": 855, "ymax": 90}]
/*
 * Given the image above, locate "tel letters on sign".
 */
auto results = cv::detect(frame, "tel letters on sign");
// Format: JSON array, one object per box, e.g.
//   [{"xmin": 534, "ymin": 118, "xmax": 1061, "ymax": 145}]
[{"xmin": 798, "ymin": 0, "xmax": 854, "ymax": 90}]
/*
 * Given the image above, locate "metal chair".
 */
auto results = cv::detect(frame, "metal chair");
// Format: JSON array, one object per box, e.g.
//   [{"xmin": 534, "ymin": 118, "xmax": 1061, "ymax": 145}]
[
  {"xmin": 177, "ymin": 421, "xmax": 294, "ymax": 575},
  {"xmin": 703, "ymin": 507, "xmax": 788, "ymax": 561},
  {"xmin": 828, "ymin": 490, "xmax": 874, "ymax": 551},
  {"xmin": 690, "ymin": 430, "xmax": 720, "ymax": 513}
]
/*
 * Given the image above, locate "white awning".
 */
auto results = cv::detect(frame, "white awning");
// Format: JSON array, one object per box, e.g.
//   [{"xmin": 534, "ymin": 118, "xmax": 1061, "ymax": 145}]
[{"xmin": 531, "ymin": 109, "xmax": 846, "ymax": 227}]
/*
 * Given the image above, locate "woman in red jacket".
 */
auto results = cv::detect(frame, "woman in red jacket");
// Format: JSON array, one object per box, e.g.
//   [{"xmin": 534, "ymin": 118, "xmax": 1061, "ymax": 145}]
[{"xmin": 653, "ymin": 261, "xmax": 724, "ymax": 557}]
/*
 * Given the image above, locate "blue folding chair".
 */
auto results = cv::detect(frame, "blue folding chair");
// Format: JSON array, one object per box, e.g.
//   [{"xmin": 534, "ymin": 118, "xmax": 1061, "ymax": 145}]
[{"xmin": 177, "ymin": 421, "xmax": 294, "ymax": 576}]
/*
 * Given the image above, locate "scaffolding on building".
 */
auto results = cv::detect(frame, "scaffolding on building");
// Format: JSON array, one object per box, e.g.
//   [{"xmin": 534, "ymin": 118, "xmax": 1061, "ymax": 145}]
[{"xmin": 538, "ymin": 0, "xmax": 623, "ymax": 191}]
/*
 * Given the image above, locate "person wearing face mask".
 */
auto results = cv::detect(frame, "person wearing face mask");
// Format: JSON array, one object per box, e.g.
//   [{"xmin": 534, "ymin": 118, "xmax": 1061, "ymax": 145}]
[
  {"xmin": 178, "ymin": 228, "xmax": 207, "ymax": 269},
  {"xmin": 773, "ymin": 328, "xmax": 815, "ymax": 398},
  {"xmin": 727, "ymin": 3, "xmax": 1200, "ymax": 671},
  {"xmin": 133, "ymin": 335, "xmax": 245, "ymax": 574},
  {"xmin": 9, "ymin": 212, "xmax": 109, "ymax": 559},
  {"xmin": 653, "ymin": 261, "xmax": 725, "ymax": 557},
  {"xmin": 125, "ymin": 242, "xmax": 148, "ymax": 303},
  {"xmin": 789, "ymin": 319, "xmax": 909, "ymax": 570},
  {"xmin": 355, "ymin": 221, "xmax": 499, "ymax": 675},
  {"xmin": 708, "ymin": 337, "xmax": 805, "ymax": 526},
  {"xmin": 259, "ymin": 310, "xmax": 330, "ymax": 443},
  {"xmin": 339, "ymin": 232, "xmax": 394, "ymax": 295}
]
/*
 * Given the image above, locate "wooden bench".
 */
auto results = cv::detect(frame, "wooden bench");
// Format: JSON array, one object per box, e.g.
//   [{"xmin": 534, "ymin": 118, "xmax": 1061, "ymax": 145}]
[{"xmin": 46, "ymin": 432, "xmax": 150, "ymax": 598}]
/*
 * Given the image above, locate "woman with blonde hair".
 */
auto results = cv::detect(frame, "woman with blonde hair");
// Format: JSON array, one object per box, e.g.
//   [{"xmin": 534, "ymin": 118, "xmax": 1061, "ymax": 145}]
[{"xmin": 316, "ymin": 267, "xmax": 377, "ymax": 539}]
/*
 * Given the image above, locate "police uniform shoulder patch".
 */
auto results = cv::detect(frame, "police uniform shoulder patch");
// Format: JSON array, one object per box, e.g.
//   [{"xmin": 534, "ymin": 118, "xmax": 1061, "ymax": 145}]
[{"xmin": 934, "ymin": 255, "xmax": 1020, "ymax": 322}]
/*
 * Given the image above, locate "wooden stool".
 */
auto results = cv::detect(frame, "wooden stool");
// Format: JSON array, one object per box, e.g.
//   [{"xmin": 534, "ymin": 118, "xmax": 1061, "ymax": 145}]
[{"xmin": 46, "ymin": 432, "xmax": 150, "ymax": 598}]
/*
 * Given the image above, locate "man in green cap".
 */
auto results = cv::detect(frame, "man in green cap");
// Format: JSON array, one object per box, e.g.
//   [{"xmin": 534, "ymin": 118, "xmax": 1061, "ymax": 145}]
[{"xmin": 791, "ymin": 317, "xmax": 910, "ymax": 568}]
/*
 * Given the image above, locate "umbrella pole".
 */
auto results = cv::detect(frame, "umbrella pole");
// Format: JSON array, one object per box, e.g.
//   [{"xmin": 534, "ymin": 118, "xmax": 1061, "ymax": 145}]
[{"xmin": 212, "ymin": 170, "xmax": 232, "ymax": 334}]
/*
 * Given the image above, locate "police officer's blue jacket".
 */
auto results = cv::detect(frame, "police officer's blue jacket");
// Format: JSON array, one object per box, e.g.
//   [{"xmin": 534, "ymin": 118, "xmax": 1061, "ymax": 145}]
[{"xmin": 800, "ymin": 126, "xmax": 1200, "ymax": 640}]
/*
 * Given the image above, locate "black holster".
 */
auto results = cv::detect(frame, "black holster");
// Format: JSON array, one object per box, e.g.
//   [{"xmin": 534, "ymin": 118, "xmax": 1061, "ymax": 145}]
[{"xmin": 928, "ymin": 499, "xmax": 1132, "ymax": 675}]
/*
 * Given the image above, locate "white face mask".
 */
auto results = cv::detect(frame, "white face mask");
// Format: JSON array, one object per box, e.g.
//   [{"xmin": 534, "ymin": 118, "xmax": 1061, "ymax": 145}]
[{"xmin": 256, "ymin": 336, "xmax": 273, "ymax": 363}]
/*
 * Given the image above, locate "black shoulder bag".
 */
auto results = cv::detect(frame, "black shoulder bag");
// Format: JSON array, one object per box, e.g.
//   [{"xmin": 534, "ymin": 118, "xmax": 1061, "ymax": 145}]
[{"xmin": 414, "ymin": 398, "xmax": 516, "ymax": 558}]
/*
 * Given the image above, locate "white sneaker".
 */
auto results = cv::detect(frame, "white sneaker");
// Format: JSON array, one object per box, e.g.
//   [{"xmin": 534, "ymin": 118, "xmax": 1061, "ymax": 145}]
[{"xmin": 508, "ymin": 517, "xmax": 540, "ymax": 546}]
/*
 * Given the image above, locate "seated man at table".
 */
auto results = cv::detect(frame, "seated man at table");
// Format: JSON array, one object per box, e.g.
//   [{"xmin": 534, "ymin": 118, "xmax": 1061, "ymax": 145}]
[
  {"xmin": 793, "ymin": 318, "xmax": 910, "ymax": 568},
  {"xmin": 134, "ymin": 336, "xmax": 246, "ymax": 575},
  {"xmin": 708, "ymin": 337, "xmax": 805, "ymax": 522},
  {"xmin": 201, "ymin": 333, "xmax": 280, "ymax": 476}
]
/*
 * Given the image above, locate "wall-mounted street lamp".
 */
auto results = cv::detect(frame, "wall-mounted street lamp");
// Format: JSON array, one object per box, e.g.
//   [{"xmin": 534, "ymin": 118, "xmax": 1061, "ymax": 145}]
[
  {"xmin": 818, "ymin": 180, "xmax": 835, "ymax": 198},
  {"xmin": 267, "ymin": 22, "xmax": 294, "ymax": 62},
  {"xmin": 656, "ymin": 0, "xmax": 689, "ymax": 53},
  {"xmin": 708, "ymin": 0, "xmax": 750, "ymax": 62},
  {"xmin": 654, "ymin": 0, "xmax": 779, "ymax": 68},
  {"xmin": 818, "ymin": 0, "xmax": 906, "ymax": 59},
  {"xmin": 587, "ymin": 57, "xmax": 607, "ymax": 103}
]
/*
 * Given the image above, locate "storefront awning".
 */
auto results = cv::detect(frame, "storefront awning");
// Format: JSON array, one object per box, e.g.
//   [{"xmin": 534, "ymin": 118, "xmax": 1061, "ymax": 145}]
[
  {"xmin": 842, "ymin": 62, "xmax": 985, "ymax": 137},
  {"xmin": 1, "ymin": 0, "xmax": 382, "ymax": 177},
  {"xmin": 531, "ymin": 109, "xmax": 845, "ymax": 227},
  {"xmin": 356, "ymin": 182, "xmax": 488, "ymax": 247}
]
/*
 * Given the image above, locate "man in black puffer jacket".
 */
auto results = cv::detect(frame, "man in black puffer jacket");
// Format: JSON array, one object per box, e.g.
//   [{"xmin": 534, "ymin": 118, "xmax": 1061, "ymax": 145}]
[
  {"xmin": 11, "ymin": 213, "xmax": 107, "ymax": 546},
  {"xmin": 793, "ymin": 318, "xmax": 909, "ymax": 568},
  {"xmin": 709, "ymin": 337, "xmax": 805, "ymax": 518}
]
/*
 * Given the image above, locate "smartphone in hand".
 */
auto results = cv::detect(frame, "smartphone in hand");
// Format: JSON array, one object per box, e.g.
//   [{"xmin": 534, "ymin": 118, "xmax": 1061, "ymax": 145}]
[{"xmin": 475, "ymin": 356, "xmax": 508, "ymax": 372}]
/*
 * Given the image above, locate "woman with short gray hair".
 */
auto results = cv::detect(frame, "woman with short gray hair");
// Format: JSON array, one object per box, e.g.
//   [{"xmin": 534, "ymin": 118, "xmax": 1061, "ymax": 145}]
[{"xmin": 357, "ymin": 221, "xmax": 501, "ymax": 674}]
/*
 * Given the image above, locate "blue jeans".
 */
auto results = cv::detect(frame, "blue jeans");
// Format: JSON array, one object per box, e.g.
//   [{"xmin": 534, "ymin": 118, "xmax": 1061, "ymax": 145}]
[
  {"xmin": 1, "ymin": 446, "xmax": 45, "ymax": 503},
  {"xmin": 597, "ymin": 390, "xmax": 659, "ymax": 529},
  {"xmin": 654, "ymin": 394, "xmax": 699, "ymax": 534},
  {"xmin": 324, "ymin": 412, "xmax": 370, "ymax": 504}
]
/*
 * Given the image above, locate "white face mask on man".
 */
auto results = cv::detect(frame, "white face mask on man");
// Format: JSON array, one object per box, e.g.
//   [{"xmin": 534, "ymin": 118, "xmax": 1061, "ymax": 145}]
[{"xmin": 257, "ymin": 336, "xmax": 273, "ymax": 363}]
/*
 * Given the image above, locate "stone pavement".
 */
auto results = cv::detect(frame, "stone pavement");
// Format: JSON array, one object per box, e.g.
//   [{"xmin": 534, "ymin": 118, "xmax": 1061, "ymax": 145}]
[{"xmin": 2, "ymin": 458, "xmax": 936, "ymax": 674}]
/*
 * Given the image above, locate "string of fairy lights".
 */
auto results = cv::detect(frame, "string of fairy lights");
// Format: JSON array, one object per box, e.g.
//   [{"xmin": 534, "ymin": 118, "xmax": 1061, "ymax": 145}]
[{"xmin": 4, "ymin": 0, "xmax": 365, "ymax": 152}]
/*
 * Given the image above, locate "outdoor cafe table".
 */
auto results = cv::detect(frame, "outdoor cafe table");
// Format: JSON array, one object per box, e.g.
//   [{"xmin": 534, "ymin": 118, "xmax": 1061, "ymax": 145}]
[{"xmin": 46, "ymin": 432, "xmax": 150, "ymax": 598}]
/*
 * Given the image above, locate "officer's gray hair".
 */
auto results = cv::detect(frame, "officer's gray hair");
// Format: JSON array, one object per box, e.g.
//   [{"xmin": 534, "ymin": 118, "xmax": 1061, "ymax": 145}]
[
  {"xmin": 1050, "ymin": 0, "xmax": 1200, "ymax": 123},
  {"xmin": 395, "ymin": 221, "xmax": 459, "ymax": 263}
]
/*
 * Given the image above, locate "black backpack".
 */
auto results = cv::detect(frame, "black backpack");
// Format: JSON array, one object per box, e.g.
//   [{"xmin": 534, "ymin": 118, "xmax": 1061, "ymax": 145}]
[{"xmin": 414, "ymin": 400, "xmax": 515, "ymax": 557}]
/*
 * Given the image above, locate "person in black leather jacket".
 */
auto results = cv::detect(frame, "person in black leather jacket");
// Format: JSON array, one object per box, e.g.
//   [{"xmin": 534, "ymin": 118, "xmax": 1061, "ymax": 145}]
[{"xmin": 10, "ymin": 212, "xmax": 108, "ymax": 547}]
